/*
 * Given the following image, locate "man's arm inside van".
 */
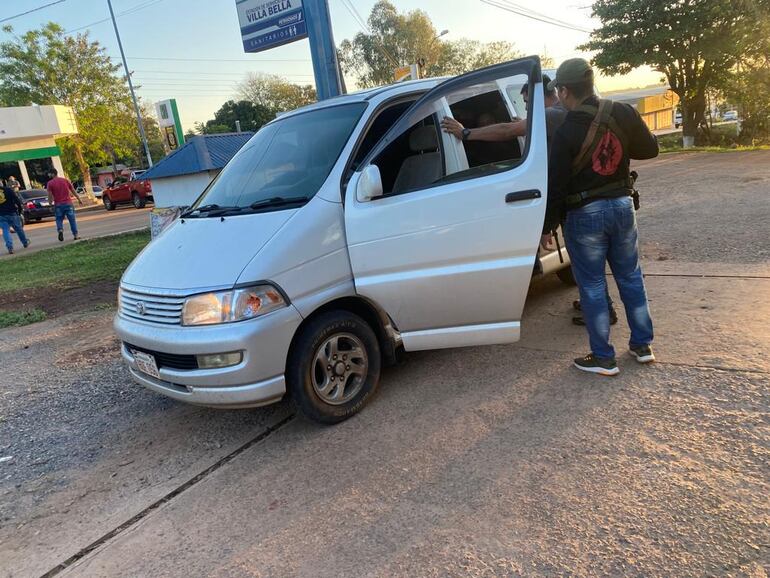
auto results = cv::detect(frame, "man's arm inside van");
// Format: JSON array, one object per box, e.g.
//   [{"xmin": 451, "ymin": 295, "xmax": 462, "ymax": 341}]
[{"xmin": 441, "ymin": 117, "xmax": 526, "ymax": 142}]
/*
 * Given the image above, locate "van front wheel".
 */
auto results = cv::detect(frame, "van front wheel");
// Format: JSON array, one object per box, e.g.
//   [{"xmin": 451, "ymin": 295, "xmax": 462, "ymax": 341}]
[{"xmin": 287, "ymin": 311, "xmax": 381, "ymax": 424}]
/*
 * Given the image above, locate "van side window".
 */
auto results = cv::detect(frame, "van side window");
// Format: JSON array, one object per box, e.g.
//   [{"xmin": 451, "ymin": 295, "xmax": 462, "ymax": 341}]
[
  {"xmin": 352, "ymin": 100, "xmax": 415, "ymax": 168},
  {"xmin": 369, "ymin": 73, "xmax": 530, "ymax": 197},
  {"xmin": 449, "ymin": 88, "xmax": 521, "ymax": 167},
  {"xmin": 372, "ymin": 114, "xmax": 444, "ymax": 196}
]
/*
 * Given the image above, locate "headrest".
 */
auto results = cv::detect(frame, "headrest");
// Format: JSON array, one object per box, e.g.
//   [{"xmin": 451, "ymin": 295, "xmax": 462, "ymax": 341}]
[{"xmin": 409, "ymin": 126, "xmax": 439, "ymax": 152}]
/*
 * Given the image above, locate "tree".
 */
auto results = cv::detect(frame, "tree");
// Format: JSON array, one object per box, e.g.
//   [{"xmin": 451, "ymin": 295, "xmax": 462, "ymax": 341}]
[
  {"xmin": 203, "ymin": 100, "xmax": 275, "ymax": 133},
  {"xmin": 237, "ymin": 73, "xmax": 316, "ymax": 113},
  {"xmin": 194, "ymin": 121, "xmax": 230, "ymax": 135},
  {"xmin": 581, "ymin": 0, "xmax": 770, "ymax": 147},
  {"xmin": 724, "ymin": 55, "xmax": 770, "ymax": 142},
  {"xmin": 338, "ymin": 1, "xmax": 520, "ymax": 88},
  {"xmin": 0, "ymin": 23, "xmax": 147, "ymax": 198}
]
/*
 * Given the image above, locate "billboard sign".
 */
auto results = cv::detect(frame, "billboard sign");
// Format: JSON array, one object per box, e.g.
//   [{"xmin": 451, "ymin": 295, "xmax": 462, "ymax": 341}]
[{"xmin": 236, "ymin": 0, "xmax": 308, "ymax": 53}]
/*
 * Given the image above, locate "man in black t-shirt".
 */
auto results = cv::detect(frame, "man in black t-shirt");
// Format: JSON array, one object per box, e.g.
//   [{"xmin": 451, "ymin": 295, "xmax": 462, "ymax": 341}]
[{"xmin": 547, "ymin": 58, "xmax": 658, "ymax": 376}]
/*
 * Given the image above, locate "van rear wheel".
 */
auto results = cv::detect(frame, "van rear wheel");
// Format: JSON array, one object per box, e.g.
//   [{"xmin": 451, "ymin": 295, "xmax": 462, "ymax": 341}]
[{"xmin": 287, "ymin": 311, "xmax": 381, "ymax": 424}]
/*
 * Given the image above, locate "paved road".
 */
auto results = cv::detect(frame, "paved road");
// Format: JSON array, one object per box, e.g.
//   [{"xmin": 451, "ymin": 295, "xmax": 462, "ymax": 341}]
[
  {"xmin": 0, "ymin": 206, "xmax": 152, "ymax": 260},
  {"xmin": 1, "ymin": 152, "xmax": 768, "ymax": 577}
]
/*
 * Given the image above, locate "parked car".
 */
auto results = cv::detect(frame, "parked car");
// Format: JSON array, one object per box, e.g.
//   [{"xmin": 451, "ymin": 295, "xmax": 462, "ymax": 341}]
[
  {"xmin": 20, "ymin": 189, "xmax": 54, "ymax": 224},
  {"xmin": 723, "ymin": 110, "xmax": 738, "ymax": 121},
  {"xmin": 102, "ymin": 176, "xmax": 153, "ymax": 210},
  {"xmin": 675, "ymin": 111, "xmax": 682, "ymax": 128},
  {"xmin": 115, "ymin": 56, "xmax": 572, "ymax": 424},
  {"xmin": 76, "ymin": 185, "xmax": 104, "ymax": 199}
]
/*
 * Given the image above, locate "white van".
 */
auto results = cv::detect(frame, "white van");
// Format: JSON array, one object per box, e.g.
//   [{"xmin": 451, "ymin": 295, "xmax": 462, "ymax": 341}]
[{"xmin": 115, "ymin": 56, "xmax": 572, "ymax": 423}]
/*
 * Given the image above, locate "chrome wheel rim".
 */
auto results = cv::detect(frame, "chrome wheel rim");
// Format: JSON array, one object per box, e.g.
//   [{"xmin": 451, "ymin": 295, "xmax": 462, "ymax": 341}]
[{"xmin": 311, "ymin": 333, "xmax": 368, "ymax": 405}]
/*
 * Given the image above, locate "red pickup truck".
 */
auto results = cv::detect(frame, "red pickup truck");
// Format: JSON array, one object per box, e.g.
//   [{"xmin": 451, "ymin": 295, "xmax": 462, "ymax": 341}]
[{"xmin": 102, "ymin": 176, "xmax": 153, "ymax": 210}]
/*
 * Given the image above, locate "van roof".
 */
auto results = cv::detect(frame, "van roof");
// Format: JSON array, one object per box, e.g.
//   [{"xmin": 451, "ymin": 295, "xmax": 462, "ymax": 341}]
[{"xmin": 275, "ymin": 77, "xmax": 446, "ymax": 121}]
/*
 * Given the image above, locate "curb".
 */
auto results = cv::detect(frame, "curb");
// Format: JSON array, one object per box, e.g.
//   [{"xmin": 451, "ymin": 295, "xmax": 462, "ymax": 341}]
[{"xmin": 75, "ymin": 204, "xmax": 105, "ymax": 214}]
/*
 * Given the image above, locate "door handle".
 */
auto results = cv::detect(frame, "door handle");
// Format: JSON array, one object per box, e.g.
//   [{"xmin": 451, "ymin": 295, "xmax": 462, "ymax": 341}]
[{"xmin": 506, "ymin": 190, "xmax": 542, "ymax": 203}]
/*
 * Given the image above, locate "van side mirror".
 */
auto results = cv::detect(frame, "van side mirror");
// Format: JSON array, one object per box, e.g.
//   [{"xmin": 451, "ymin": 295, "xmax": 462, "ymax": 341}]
[{"xmin": 356, "ymin": 165, "xmax": 383, "ymax": 202}]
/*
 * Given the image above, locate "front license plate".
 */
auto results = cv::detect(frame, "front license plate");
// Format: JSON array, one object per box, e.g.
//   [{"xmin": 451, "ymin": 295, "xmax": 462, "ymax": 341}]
[{"xmin": 133, "ymin": 350, "xmax": 160, "ymax": 379}]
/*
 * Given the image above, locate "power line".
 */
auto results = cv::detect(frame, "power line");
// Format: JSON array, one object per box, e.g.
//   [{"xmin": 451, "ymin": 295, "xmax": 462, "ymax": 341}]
[
  {"xmin": 66, "ymin": 0, "xmax": 167, "ymax": 34},
  {"xmin": 0, "ymin": 0, "xmax": 67, "ymax": 24},
  {"xmin": 133, "ymin": 70, "xmax": 314, "ymax": 77},
  {"xmin": 479, "ymin": 0, "xmax": 592, "ymax": 33},
  {"xmin": 119, "ymin": 56, "xmax": 312, "ymax": 63}
]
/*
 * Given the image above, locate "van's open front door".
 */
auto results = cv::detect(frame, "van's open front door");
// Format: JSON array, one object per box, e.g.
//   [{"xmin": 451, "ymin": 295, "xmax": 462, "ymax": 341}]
[{"xmin": 344, "ymin": 56, "xmax": 547, "ymax": 351}]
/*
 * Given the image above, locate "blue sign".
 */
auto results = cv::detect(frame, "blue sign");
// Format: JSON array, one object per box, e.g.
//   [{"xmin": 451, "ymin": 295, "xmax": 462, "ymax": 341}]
[{"xmin": 236, "ymin": 0, "xmax": 308, "ymax": 53}]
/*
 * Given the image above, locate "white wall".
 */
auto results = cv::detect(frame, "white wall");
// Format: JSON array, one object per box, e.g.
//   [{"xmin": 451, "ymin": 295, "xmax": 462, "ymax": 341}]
[{"xmin": 150, "ymin": 171, "xmax": 219, "ymax": 207}]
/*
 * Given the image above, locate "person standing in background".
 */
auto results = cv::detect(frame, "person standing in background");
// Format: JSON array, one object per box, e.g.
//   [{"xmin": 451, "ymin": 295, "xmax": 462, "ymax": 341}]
[
  {"xmin": 0, "ymin": 179, "xmax": 29, "ymax": 254},
  {"xmin": 6, "ymin": 175, "xmax": 20, "ymax": 192},
  {"xmin": 46, "ymin": 169, "xmax": 82, "ymax": 242}
]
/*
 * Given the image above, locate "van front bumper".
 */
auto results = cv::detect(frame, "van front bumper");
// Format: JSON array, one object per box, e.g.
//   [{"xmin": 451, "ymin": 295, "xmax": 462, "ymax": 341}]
[{"xmin": 114, "ymin": 305, "xmax": 303, "ymax": 408}]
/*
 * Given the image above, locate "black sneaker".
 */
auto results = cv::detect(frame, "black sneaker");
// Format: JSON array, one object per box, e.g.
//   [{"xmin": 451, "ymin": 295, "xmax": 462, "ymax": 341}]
[
  {"xmin": 58, "ymin": 230, "xmax": 64, "ymax": 242},
  {"xmin": 7, "ymin": 248, "xmax": 13, "ymax": 255},
  {"xmin": 573, "ymin": 354, "xmax": 620, "ymax": 376},
  {"xmin": 23, "ymin": 240, "xmax": 30, "ymax": 248},
  {"xmin": 572, "ymin": 307, "xmax": 619, "ymax": 326},
  {"xmin": 73, "ymin": 235, "xmax": 80, "ymax": 240},
  {"xmin": 629, "ymin": 345, "xmax": 655, "ymax": 363}
]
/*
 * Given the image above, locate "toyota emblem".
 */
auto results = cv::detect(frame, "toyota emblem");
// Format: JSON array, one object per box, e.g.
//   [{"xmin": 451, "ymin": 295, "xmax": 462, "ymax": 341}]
[{"xmin": 136, "ymin": 301, "xmax": 147, "ymax": 316}]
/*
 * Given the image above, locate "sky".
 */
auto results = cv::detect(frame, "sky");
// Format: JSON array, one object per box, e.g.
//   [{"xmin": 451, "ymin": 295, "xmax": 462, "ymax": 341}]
[{"xmin": 1, "ymin": 0, "xmax": 663, "ymax": 131}]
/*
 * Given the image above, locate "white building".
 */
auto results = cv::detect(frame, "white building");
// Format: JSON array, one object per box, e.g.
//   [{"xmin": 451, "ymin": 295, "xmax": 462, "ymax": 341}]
[{"xmin": 0, "ymin": 104, "xmax": 78, "ymax": 187}]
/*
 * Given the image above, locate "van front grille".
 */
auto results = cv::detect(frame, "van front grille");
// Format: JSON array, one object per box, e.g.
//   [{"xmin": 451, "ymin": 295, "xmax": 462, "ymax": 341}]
[{"xmin": 119, "ymin": 287, "xmax": 185, "ymax": 325}]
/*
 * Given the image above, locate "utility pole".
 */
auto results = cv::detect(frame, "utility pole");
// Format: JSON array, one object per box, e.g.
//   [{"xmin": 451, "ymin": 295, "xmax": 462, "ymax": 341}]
[
  {"xmin": 107, "ymin": 0, "xmax": 153, "ymax": 167},
  {"xmin": 303, "ymin": 0, "xmax": 342, "ymax": 101}
]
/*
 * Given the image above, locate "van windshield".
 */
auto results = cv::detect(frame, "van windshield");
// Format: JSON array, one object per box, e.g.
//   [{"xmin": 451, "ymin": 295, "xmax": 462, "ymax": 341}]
[{"xmin": 187, "ymin": 102, "xmax": 367, "ymax": 217}]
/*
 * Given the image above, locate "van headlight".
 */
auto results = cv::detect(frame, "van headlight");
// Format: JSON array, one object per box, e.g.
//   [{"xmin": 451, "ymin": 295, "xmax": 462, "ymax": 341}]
[{"xmin": 182, "ymin": 285, "xmax": 286, "ymax": 326}]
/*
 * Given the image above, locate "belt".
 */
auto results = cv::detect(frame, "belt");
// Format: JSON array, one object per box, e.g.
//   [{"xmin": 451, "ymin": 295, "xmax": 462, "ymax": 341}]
[{"xmin": 565, "ymin": 178, "xmax": 633, "ymax": 209}]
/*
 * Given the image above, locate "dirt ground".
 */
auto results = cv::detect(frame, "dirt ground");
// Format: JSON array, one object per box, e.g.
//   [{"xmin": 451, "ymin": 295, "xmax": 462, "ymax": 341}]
[
  {"xmin": 0, "ymin": 280, "xmax": 119, "ymax": 319},
  {"xmin": 0, "ymin": 151, "xmax": 768, "ymax": 578}
]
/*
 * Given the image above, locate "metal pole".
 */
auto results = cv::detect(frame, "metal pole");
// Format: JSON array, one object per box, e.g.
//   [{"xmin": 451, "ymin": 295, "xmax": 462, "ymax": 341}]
[
  {"xmin": 303, "ymin": 0, "xmax": 342, "ymax": 101},
  {"xmin": 107, "ymin": 0, "xmax": 153, "ymax": 167}
]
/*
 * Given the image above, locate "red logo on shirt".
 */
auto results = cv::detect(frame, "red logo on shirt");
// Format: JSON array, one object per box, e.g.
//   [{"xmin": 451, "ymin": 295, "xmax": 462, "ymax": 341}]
[{"xmin": 592, "ymin": 131, "xmax": 623, "ymax": 176}]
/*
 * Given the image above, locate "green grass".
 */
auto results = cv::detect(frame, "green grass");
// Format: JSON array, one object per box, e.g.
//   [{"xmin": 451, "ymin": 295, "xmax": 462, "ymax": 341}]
[
  {"xmin": 0, "ymin": 230, "xmax": 150, "ymax": 294},
  {"xmin": 0, "ymin": 308, "xmax": 47, "ymax": 328},
  {"xmin": 658, "ymin": 124, "xmax": 770, "ymax": 153}
]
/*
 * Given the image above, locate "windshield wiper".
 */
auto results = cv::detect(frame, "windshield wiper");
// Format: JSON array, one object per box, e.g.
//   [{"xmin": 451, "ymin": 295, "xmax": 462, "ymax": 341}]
[
  {"xmin": 207, "ymin": 206, "xmax": 245, "ymax": 217},
  {"xmin": 249, "ymin": 196, "xmax": 309, "ymax": 210},
  {"xmin": 181, "ymin": 203, "xmax": 221, "ymax": 217}
]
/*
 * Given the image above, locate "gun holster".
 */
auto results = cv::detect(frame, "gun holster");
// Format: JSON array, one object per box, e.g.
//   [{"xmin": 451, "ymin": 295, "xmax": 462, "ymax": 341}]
[{"xmin": 630, "ymin": 170, "xmax": 640, "ymax": 211}]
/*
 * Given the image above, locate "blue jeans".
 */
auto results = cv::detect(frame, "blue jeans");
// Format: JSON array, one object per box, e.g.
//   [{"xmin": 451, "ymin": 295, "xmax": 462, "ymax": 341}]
[
  {"xmin": 55, "ymin": 204, "xmax": 78, "ymax": 236},
  {"xmin": 0, "ymin": 213, "xmax": 29, "ymax": 251},
  {"xmin": 564, "ymin": 196, "xmax": 654, "ymax": 359}
]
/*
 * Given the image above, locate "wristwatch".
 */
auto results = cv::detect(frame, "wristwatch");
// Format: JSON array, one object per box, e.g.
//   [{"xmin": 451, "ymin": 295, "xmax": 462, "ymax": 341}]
[{"xmin": 461, "ymin": 128, "xmax": 472, "ymax": 141}]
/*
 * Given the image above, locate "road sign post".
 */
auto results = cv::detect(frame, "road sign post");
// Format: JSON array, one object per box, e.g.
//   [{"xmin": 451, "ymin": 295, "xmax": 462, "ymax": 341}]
[{"xmin": 303, "ymin": 0, "xmax": 342, "ymax": 100}]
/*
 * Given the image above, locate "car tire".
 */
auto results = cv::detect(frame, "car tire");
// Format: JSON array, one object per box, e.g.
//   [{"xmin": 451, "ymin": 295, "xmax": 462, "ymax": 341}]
[
  {"xmin": 103, "ymin": 195, "xmax": 115, "ymax": 211},
  {"xmin": 287, "ymin": 311, "xmax": 381, "ymax": 425},
  {"xmin": 132, "ymin": 192, "xmax": 146, "ymax": 209},
  {"xmin": 556, "ymin": 266, "xmax": 578, "ymax": 286},
  {"xmin": 35, "ymin": 217, "xmax": 42, "ymax": 222}
]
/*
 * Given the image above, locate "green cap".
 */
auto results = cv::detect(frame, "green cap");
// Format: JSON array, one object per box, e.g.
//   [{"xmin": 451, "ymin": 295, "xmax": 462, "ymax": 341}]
[{"xmin": 548, "ymin": 58, "xmax": 594, "ymax": 90}]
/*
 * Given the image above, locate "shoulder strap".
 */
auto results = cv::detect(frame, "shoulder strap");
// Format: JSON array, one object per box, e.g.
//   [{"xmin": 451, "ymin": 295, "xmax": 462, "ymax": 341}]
[{"xmin": 572, "ymin": 99, "xmax": 613, "ymax": 175}]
